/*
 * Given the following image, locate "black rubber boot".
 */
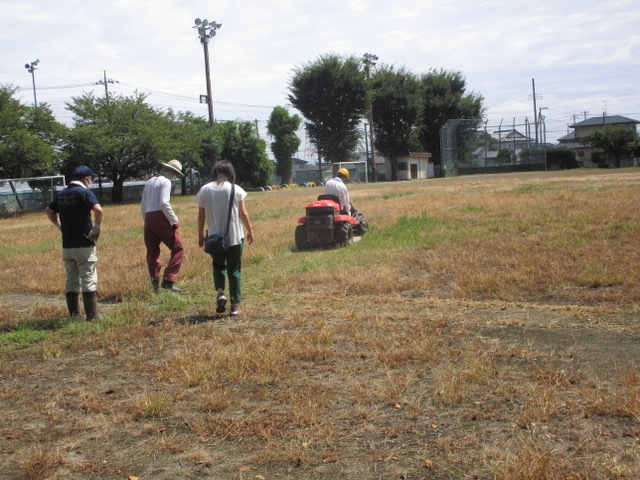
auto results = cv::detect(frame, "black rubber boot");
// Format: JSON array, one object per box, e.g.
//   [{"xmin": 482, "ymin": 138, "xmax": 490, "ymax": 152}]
[
  {"xmin": 65, "ymin": 292, "xmax": 80, "ymax": 317},
  {"xmin": 82, "ymin": 291, "xmax": 99, "ymax": 321}
]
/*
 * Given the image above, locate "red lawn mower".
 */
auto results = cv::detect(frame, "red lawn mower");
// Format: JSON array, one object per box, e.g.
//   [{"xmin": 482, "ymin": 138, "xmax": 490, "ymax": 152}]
[{"xmin": 295, "ymin": 194, "xmax": 368, "ymax": 250}]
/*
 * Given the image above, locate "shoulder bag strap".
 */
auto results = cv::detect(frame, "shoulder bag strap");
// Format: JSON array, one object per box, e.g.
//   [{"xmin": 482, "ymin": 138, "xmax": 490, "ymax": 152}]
[{"xmin": 224, "ymin": 184, "xmax": 235, "ymax": 235}]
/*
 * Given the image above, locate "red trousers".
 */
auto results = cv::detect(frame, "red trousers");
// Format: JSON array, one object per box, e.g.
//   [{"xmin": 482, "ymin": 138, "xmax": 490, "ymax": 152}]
[{"xmin": 144, "ymin": 211, "xmax": 184, "ymax": 281}]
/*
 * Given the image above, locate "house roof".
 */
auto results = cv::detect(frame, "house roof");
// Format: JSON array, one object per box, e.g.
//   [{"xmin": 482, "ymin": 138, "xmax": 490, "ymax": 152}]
[
  {"xmin": 569, "ymin": 115, "xmax": 639, "ymax": 128},
  {"xmin": 492, "ymin": 129, "xmax": 531, "ymax": 141},
  {"xmin": 409, "ymin": 152, "xmax": 432, "ymax": 158}
]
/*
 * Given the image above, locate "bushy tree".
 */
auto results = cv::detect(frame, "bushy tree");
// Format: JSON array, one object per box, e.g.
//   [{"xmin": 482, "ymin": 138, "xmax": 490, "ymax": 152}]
[
  {"xmin": 546, "ymin": 147, "xmax": 581, "ymax": 169},
  {"xmin": 267, "ymin": 106, "xmax": 301, "ymax": 185},
  {"xmin": 214, "ymin": 120, "xmax": 272, "ymax": 188},
  {"xmin": 370, "ymin": 65, "xmax": 421, "ymax": 181},
  {"xmin": 582, "ymin": 125, "xmax": 639, "ymax": 168},
  {"xmin": 164, "ymin": 110, "xmax": 210, "ymax": 195},
  {"xmin": 496, "ymin": 149, "xmax": 513, "ymax": 164},
  {"xmin": 0, "ymin": 85, "xmax": 67, "ymax": 180},
  {"xmin": 288, "ymin": 54, "xmax": 368, "ymax": 169},
  {"xmin": 65, "ymin": 92, "xmax": 201, "ymax": 202},
  {"xmin": 418, "ymin": 69, "xmax": 484, "ymax": 166}
]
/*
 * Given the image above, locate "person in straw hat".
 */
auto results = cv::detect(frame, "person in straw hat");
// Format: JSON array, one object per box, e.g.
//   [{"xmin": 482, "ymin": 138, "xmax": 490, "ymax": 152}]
[{"xmin": 140, "ymin": 159, "xmax": 185, "ymax": 293}]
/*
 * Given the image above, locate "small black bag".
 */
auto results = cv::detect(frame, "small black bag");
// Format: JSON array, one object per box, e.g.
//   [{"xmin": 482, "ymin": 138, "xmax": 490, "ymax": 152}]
[
  {"xmin": 204, "ymin": 184, "xmax": 235, "ymax": 256},
  {"xmin": 204, "ymin": 233, "xmax": 229, "ymax": 255}
]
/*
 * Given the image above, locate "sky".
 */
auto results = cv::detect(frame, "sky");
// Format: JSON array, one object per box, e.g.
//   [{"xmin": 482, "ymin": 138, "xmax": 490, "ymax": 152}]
[{"xmin": 2, "ymin": 0, "xmax": 640, "ymax": 162}]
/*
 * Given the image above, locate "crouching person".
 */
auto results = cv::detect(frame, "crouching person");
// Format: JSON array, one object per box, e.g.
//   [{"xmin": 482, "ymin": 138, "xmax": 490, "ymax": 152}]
[{"xmin": 45, "ymin": 165, "xmax": 103, "ymax": 321}]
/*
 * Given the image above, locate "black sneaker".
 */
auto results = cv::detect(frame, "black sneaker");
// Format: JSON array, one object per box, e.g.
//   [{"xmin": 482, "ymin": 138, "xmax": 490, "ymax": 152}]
[
  {"xmin": 151, "ymin": 276, "xmax": 160, "ymax": 293},
  {"xmin": 216, "ymin": 294, "xmax": 227, "ymax": 314},
  {"xmin": 161, "ymin": 280, "xmax": 182, "ymax": 293},
  {"xmin": 230, "ymin": 304, "xmax": 240, "ymax": 316}
]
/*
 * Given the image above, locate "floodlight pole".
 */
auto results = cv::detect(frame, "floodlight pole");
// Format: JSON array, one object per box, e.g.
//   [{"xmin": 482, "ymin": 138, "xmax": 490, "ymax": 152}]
[
  {"xmin": 194, "ymin": 18, "xmax": 222, "ymax": 128},
  {"xmin": 363, "ymin": 53, "xmax": 378, "ymax": 182},
  {"xmin": 24, "ymin": 59, "xmax": 40, "ymax": 107}
]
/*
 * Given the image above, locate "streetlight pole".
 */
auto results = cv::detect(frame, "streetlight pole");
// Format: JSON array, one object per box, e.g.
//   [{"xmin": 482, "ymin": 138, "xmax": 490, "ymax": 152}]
[
  {"xmin": 363, "ymin": 53, "xmax": 378, "ymax": 182},
  {"xmin": 194, "ymin": 18, "xmax": 222, "ymax": 128},
  {"xmin": 24, "ymin": 59, "xmax": 40, "ymax": 107}
]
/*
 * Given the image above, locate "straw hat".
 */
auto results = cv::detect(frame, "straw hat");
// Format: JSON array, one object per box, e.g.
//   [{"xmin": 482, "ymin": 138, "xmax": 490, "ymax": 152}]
[{"xmin": 161, "ymin": 159, "xmax": 185, "ymax": 177}]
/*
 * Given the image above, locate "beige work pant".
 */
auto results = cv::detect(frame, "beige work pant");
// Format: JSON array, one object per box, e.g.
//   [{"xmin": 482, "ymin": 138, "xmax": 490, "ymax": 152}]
[{"xmin": 62, "ymin": 246, "xmax": 98, "ymax": 293}]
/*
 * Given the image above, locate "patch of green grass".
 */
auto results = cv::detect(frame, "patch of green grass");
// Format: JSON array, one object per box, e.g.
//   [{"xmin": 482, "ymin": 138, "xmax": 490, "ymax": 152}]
[
  {"xmin": 103, "ymin": 227, "xmax": 143, "ymax": 242},
  {"xmin": 512, "ymin": 184, "xmax": 546, "ymax": 194},
  {"xmin": 252, "ymin": 208, "xmax": 299, "ymax": 222},
  {"xmin": 0, "ymin": 240, "xmax": 59, "ymax": 260},
  {"xmin": 458, "ymin": 204, "xmax": 484, "ymax": 214},
  {"xmin": 357, "ymin": 190, "xmax": 416, "ymax": 202},
  {"xmin": 613, "ymin": 221, "xmax": 635, "ymax": 232},
  {"xmin": 380, "ymin": 191, "xmax": 415, "ymax": 200},
  {"xmin": 368, "ymin": 212, "xmax": 476, "ymax": 249},
  {"xmin": 286, "ymin": 251, "xmax": 334, "ymax": 273},
  {"xmin": 155, "ymin": 291, "xmax": 188, "ymax": 313},
  {"xmin": 0, "ymin": 328, "xmax": 49, "ymax": 346}
]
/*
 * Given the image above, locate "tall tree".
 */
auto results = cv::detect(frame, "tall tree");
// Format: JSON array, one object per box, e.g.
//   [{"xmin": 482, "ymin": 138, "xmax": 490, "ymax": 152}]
[
  {"xmin": 288, "ymin": 53, "xmax": 368, "ymax": 175},
  {"xmin": 267, "ymin": 106, "xmax": 301, "ymax": 185},
  {"xmin": 0, "ymin": 85, "xmax": 67, "ymax": 179},
  {"xmin": 65, "ymin": 92, "xmax": 200, "ymax": 202},
  {"xmin": 214, "ymin": 120, "xmax": 272, "ymax": 188},
  {"xmin": 370, "ymin": 66, "xmax": 421, "ymax": 181},
  {"xmin": 418, "ymin": 69, "xmax": 484, "ymax": 167},
  {"xmin": 582, "ymin": 125, "xmax": 639, "ymax": 168}
]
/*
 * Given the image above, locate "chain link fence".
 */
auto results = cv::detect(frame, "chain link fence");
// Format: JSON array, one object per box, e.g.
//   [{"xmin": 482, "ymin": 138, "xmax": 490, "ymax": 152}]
[{"xmin": 440, "ymin": 119, "xmax": 547, "ymax": 177}]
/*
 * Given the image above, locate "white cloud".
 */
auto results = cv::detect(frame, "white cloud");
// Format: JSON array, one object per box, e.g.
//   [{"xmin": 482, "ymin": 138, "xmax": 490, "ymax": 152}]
[{"xmin": 2, "ymin": 0, "xmax": 639, "ymax": 139}]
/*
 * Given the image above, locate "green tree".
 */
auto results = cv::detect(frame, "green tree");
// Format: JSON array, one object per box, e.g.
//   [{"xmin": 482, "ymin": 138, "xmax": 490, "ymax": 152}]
[
  {"xmin": 370, "ymin": 66, "xmax": 421, "ymax": 181},
  {"xmin": 496, "ymin": 149, "xmax": 513, "ymax": 164},
  {"xmin": 582, "ymin": 125, "xmax": 639, "ymax": 168},
  {"xmin": 288, "ymin": 53, "xmax": 368, "ymax": 175},
  {"xmin": 546, "ymin": 147, "xmax": 581, "ymax": 169},
  {"xmin": 214, "ymin": 120, "xmax": 272, "ymax": 188},
  {"xmin": 0, "ymin": 85, "xmax": 67, "ymax": 179},
  {"xmin": 65, "ymin": 92, "xmax": 201, "ymax": 202},
  {"xmin": 267, "ymin": 106, "xmax": 301, "ymax": 185},
  {"xmin": 165, "ymin": 110, "xmax": 210, "ymax": 195},
  {"xmin": 418, "ymin": 69, "xmax": 484, "ymax": 167}
]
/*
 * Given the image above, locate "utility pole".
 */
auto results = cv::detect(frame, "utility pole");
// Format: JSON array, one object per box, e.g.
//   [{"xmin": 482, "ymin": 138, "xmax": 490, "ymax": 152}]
[
  {"xmin": 363, "ymin": 53, "xmax": 378, "ymax": 182},
  {"xmin": 538, "ymin": 107, "xmax": 548, "ymax": 145},
  {"xmin": 95, "ymin": 70, "xmax": 119, "ymax": 105},
  {"xmin": 364, "ymin": 123, "xmax": 370, "ymax": 165},
  {"xmin": 24, "ymin": 59, "xmax": 40, "ymax": 107},
  {"xmin": 531, "ymin": 78, "xmax": 538, "ymax": 145},
  {"xmin": 194, "ymin": 18, "xmax": 222, "ymax": 128}
]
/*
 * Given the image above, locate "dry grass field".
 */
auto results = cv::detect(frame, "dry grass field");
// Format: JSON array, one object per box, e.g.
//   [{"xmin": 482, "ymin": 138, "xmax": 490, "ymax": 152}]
[{"xmin": 0, "ymin": 168, "xmax": 639, "ymax": 480}]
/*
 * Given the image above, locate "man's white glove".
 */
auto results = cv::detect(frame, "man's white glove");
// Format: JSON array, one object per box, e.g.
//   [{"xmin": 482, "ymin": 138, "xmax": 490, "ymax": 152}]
[{"xmin": 87, "ymin": 225, "xmax": 101, "ymax": 242}]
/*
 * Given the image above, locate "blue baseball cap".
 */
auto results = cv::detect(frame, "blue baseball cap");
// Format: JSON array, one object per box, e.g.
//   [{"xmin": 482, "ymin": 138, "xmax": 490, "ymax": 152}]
[{"xmin": 71, "ymin": 165, "xmax": 97, "ymax": 178}]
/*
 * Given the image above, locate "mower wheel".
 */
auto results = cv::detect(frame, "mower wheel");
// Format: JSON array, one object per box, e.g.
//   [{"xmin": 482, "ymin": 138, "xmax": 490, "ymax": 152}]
[
  {"xmin": 295, "ymin": 225, "xmax": 308, "ymax": 250},
  {"xmin": 335, "ymin": 222, "xmax": 353, "ymax": 247}
]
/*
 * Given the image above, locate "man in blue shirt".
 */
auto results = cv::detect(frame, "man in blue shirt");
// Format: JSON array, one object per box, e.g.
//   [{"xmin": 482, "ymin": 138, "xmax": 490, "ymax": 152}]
[{"xmin": 46, "ymin": 166, "xmax": 103, "ymax": 320}]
